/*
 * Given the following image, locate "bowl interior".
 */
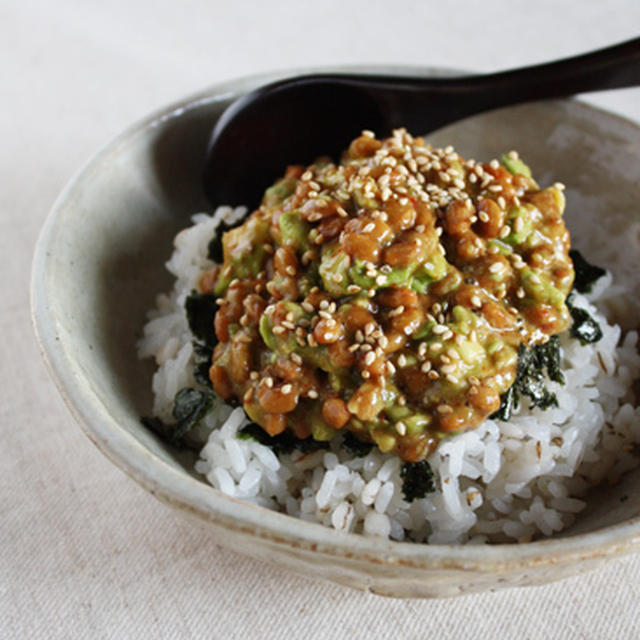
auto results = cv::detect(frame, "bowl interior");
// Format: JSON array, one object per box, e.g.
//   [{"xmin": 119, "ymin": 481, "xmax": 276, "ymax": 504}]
[{"xmin": 34, "ymin": 73, "xmax": 640, "ymax": 551}]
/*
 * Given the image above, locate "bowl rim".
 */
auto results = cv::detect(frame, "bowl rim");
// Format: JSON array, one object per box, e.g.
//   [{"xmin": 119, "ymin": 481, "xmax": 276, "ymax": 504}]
[{"xmin": 31, "ymin": 64, "xmax": 640, "ymax": 573}]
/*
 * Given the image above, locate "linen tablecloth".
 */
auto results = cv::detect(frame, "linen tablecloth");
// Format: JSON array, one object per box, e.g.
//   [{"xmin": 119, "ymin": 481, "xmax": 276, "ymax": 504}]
[{"xmin": 3, "ymin": 1, "xmax": 640, "ymax": 637}]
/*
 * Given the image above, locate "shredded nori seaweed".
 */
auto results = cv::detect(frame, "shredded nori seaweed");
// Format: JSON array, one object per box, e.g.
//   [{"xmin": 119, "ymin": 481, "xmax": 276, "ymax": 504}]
[
  {"xmin": 566, "ymin": 295, "xmax": 603, "ymax": 345},
  {"xmin": 237, "ymin": 422, "xmax": 329, "ymax": 455},
  {"xmin": 193, "ymin": 343, "xmax": 214, "ymax": 389},
  {"xmin": 185, "ymin": 292, "xmax": 218, "ymax": 349},
  {"xmin": 341, "ymin": 432, "xmax": 374, "ymax": 457},
  {"xmin": 400, "ymin": 460, "xmax": 436, "ymax": 502},
  {"xmin": 570, "ymin": 249, "xmax": 606, "ymax": 294},
  {"xmin": 142, "ymin": 387, "xmax": 211, "ymax": 447},
  {"xmin": 492, "ymin": 337, "xmax": 564, "ymax": 421}
]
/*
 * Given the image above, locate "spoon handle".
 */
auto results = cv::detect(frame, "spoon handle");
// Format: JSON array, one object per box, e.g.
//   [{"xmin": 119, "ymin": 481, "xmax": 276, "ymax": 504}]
[
  {"xmin": 449, "ymin": 36, "xmax": 640, "ymax": 101},
  {"xmin": 279, "ymin": 37, "xmax": 640, "ymax": 133}
]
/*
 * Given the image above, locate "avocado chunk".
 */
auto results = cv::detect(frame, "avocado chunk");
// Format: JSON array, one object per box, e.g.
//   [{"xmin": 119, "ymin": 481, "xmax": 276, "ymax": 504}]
[
  {"xmin": 500, "ymin": 152, "xmax": 532, "ymax": 178},
  {"xmin": 279, "ymin": 210, "xmax": 310, "ymax": 251}
]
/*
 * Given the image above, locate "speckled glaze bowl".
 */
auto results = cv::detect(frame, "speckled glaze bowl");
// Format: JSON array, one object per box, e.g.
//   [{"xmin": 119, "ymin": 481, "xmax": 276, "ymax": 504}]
[{"xmin": 31, "ymin": 66, "xmax": 640, "ymax": 598}]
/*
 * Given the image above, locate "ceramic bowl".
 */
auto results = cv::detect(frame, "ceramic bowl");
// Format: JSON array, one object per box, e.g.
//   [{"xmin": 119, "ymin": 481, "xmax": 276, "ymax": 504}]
[{"xmin": 31, "ymin": 66, "xmax": 640, "ymax": 598}]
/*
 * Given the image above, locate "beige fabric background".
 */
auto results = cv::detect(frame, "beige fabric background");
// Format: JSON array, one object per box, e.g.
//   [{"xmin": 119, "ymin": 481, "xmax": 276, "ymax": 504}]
[{"xmin": 3, "ymin": 1, "xmax": 640, "ymax": 637}]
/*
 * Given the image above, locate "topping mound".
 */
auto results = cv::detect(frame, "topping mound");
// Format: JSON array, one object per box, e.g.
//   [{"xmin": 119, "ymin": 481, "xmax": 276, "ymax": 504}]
[{"xmin": 202, "ymin": 129, "xmax": 574, "ymax": 461}]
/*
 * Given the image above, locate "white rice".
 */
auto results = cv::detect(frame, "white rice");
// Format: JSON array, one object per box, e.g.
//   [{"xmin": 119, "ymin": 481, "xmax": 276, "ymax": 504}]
[{"xmin": 138, "ymin": 209, "xmax": 640, "ymax": 543}]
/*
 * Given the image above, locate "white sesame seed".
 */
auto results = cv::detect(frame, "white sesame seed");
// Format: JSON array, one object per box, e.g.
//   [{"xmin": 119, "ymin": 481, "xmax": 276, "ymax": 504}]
[
  {"xmin": 307, "ymin": 390, "xmax": 319, "ymax": 399},
  {"xmin": 489, "ymin": 262, "xmax": 503, "ymax": 273},
  {"xmin": 364, "ymin": 351, "xmax": 376, "ymax": 366},
  {"xmin": 395, "ymin": 421, "xmax": 407, "ymax": 436}
]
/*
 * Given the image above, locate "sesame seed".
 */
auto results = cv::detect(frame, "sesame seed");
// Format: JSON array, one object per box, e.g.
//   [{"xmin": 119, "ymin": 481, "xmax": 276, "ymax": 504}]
[
  {"xmin": 478, "ymin": 211, "xmax": 490, "ymax": 223},
  {"xmin": 375, "ymin": 274, "xmax": 387, "ymax": 286},
  {"xmin": 264, "ymin": 377, "xmax": 274, "ymax": 388},
  {"xmin": 281, "ymin": 321, "xmax": 295, "ymax": 330},
  {"xmin": 386, "ymin": 361, "xmax": 396, "ymax": 375},
  {"xmin": 488, "ymin": 184, "xmax": 502, "ymax": 193},
  {"xmin": 471, "ymin": 295, "xmax": 482, "ymax": 308},
  {"xmin": 364, "ymin": 351, "xmax": 376, "ymax": 366},
  {"xmin": 499, "ymin": 225, "xmax": 511, "ymax": 238},
  {"xmin": 516, "ymin": 287, "xmax": 525, "ymax": 298},
  {"xmin": 489, "ymin": 159, "xmax": 500, "ymax": 169},
  {"xmin": 301, "ymin": 170, "xmax": 313, "ymax": 181},
  {"xmin": 432, "ymin": 324, "xmax": 448, "ymax": 335},
  {"xmin": 291, "ymin": 353, "xmax": 302, "ymax": 364},
  {"xmin": 361, "ymin": 370, "xmax": 371, "ymax": 379},
  {"xmin": 364, "ymin": 322, "xmax": 376, "ymax": 336},
  {"xmin": 428, "ymin": 370, "xmax": 440, "ymax": 380},
  {"xmin": 395, "ymin": 421, "xmax": 407, "ymax": 436},
  {"xmin": 308, "ymin": 390, "xmax": 319, "ymax": 399},
  {"xmin": 302, "ymin": 301, "xmax": 314, "ymax": 313},
  {"xmin": 281, "ymin": 384, "xmax": 293, "ymax": 394},
  {"xmin": 273, "ymin": 326, "xmax": 286, "ymax": 335},
  {"xmin": 420, "ymin": 361, "xmax": 432, "ymax": 373},
  {"xmin": 437, "ymin": 404, "xmax": 453, "ymax": 414},
  {"xmin": 249, "ymin": 371, "xmax": 259, "ymax": 380},
  {"xmin": 332, "ymin": 272, "xmax": 343, "ymax": 283},
  {"xmin": 489, "ymin": 261, "xmax": 503, "ymax": 273}
]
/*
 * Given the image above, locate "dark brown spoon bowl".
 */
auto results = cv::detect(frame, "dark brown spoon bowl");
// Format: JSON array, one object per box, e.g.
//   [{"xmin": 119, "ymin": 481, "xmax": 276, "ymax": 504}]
[{"xmin": 204, "ymin": 38, "xmax": 640, "ymax": 209}]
